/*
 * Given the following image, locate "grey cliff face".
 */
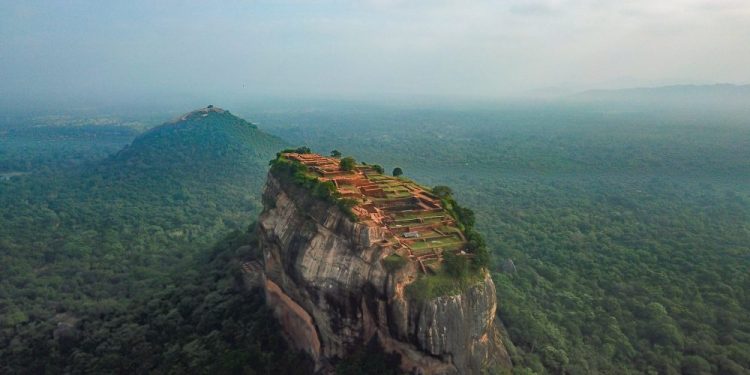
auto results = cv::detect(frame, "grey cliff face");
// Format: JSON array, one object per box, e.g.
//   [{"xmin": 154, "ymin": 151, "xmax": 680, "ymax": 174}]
[{"xmin": 254, "ymin": 173, "xmax": 512, "ymax": 374}]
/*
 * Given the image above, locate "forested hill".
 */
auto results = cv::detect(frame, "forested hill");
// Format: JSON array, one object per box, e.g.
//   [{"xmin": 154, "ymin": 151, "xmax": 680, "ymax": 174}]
[
  {"xmin": 94, "ymin": 106, "xmax": 286, "ymax": 182},
  {"xmin": 0, "ymin": 107, "xmax": 290, "ymax": 372}
]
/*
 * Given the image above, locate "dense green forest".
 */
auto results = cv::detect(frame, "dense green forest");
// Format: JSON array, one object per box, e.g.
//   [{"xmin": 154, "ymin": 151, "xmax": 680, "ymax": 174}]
[
  {"xmin": 2, "ymin": 102, "xmax": 749, "ymax": 374},
  {"xmin": 0, "ymin": 123, "xmax": 139, "ymax": 172},
  {"xmin": 2, "ymin": 226, "xmax": 314, "ymax": 373}
]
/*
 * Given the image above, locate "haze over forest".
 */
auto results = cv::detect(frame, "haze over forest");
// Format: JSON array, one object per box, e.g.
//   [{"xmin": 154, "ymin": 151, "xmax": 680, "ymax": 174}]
[
  {"xmin": 2, "ymin": 0, "xmax": 750, "ymax": 110},
  {"xmin": 1, "ymin": 1, "xmax": 749, "ymax": 374}
]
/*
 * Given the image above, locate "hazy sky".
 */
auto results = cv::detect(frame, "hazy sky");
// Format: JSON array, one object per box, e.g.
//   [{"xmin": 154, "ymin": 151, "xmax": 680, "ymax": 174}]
[{"xmin": 1, "ymin": 0, "xmax": 749, "ymax": 105}]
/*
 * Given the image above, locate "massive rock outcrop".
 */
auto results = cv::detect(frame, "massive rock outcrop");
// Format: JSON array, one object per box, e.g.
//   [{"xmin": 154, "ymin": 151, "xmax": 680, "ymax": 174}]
[{"xmin": 251, "ymin": 172, "xmax": 512, "ymax": 374}]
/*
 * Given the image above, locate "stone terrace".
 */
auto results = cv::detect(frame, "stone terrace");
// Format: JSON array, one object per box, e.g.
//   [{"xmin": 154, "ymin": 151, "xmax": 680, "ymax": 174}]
[{"xmin": 282, "ymin": 152, "xmax": 469, "ymax": 274}]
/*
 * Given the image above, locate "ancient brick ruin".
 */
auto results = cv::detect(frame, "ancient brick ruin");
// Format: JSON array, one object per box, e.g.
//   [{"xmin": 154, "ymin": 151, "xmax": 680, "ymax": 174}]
[{"xmin": 282, "ymin": 152, "xmax": 468, "ymax": 274}]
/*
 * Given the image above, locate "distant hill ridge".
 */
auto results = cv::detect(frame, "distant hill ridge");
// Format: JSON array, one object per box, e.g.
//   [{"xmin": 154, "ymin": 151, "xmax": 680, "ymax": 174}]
[
  {"xmin": 577, "ymin": 83, "xmax": 750, "ymax": 97},
  {"xmin": 570, "ymin": 84, "xmax": 750, "ymax": 112}
]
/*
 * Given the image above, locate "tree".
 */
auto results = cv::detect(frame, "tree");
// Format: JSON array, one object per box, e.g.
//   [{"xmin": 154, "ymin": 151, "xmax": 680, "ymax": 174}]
[
  {"xmin": 392, "ymin": 167, "xmax": 403, "ymax": 177},
  {"xmin": 340, "ymin": 157, "xmax": 356, "ymax": 171},
  {"xmin": 540, "ymin": 345, "xmax": 569, "ymax": 373},
  {"xmin": 279, "ymin": 146, "xmax": 310, "ymax": 156},
  {"xmin": 432, "ymin": 185, "xmax": 453, "ymax": 199},
  {"xmin": 330, "ymin": 150, "xmax": 342, "ymax": 158},
  {"xmin": 455, "ymin": 206, "xmax": 476, "ymax": 230},
  {"xmin": 681, "ymin": 356, "xmax": 712, "ymax": 375},
  {"xmin": 371, "ymin": 164, "xmax": 384, "ymax": 174},
  {"xmin": 443, "ymin": 251, "xmax": 469, "ymax": 279}
]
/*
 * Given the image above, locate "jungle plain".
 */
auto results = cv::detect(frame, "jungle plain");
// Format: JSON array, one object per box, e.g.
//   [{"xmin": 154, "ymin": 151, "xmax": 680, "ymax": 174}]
[{"xmin": 1, "ymin": 91, "xmax": 749, "ymax": 374}]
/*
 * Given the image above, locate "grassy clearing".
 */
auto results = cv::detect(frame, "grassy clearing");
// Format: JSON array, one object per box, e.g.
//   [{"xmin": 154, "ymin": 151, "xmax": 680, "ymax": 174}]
[
  {"xmin": 392, "ymin": 211, "xmax": 444, "ymax": 220},
  {"xmin": 408, "ymin": 237, "xmax": 464, "ymax": 252},
  {"xmin": 385, "ymin": 192, "xmax": 412, "ymax": 199},
  {"xmin": 406, "ymin": 265, "xmax": 483, "ymax": 300}
]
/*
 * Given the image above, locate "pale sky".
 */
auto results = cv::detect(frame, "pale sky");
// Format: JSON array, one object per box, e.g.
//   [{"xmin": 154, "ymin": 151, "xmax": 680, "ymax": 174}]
[{"xmin": 1, "ymin": 0, "xmax": 749, "ymax": 106}]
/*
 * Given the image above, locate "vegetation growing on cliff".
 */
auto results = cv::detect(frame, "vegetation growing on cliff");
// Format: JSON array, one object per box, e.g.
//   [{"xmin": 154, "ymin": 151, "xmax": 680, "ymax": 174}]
[
  {"xmin": 383, "ymin": 254, "xmax": 407, "ymax": 272},
  {"xmin": 403, "ymin": 184, "xmax": 492, "ymax": 300},
  {"xmin": 269, "ymin": 152, "xmax": 358, "ymax": 220},
  {"xmin": 406, "ymin": 265, "xmax": 485, "ymax": 300},
  {"xmin": 437, "ymin": 186, "xmax": 491, "ymax": 272},
  {"xmin": 340, "ymin": 156, "xmax": 356, "ymax": 171}
]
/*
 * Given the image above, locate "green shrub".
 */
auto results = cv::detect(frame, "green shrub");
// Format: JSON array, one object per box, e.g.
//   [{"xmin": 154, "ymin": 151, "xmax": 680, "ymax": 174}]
[
  {"xmin": 383, "ymin": 254, "xmax": 407, "ymax": 272},
  {"xmin": 443, "ymin": 251, "xmax": 469, "ymax": 279},
  {"xmin": 406, "ymin": 266, "xmax": 482, "ymax": 300},
  {"xmin": 340, "ymin": 157, "xmax": 356, "ymax": 171},
  {"xmin": 270, "ymin": 155, "xmax": 358, "ymax": 222},
  {"xmin": 277, "ymin": 146, "xmax": 311, "ymax": 155},
  {"xmin": 439, "ymin": 192, "xmax": 488, "ymax": 271},
  {"xmin": 337, "ymin": 198, "xmax": 359, "ymax": 221},
  {"xmin": 432, "ymin": 185, "xmax": 453, "ymax": 199}
]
